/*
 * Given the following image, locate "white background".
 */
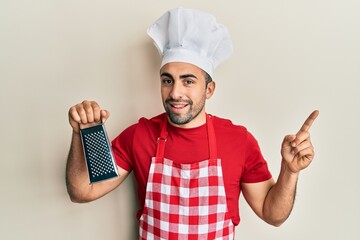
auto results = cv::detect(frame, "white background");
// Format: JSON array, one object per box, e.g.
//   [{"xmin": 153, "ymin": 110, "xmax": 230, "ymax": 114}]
[{"xmin": 1, "ymin": 0, "xmax": 359, "ymax": 239}]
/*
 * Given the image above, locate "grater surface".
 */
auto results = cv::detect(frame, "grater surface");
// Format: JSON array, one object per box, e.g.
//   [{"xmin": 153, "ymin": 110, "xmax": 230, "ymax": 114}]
[{"xmin": 80, "ymin": 124, "xmax": 118, "ymax": 184}]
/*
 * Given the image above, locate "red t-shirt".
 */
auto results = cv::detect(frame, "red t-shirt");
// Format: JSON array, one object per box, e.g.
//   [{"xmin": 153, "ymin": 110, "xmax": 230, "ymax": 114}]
[{"xmin": 111, "ymin": 113, "xmax": 272, "ymax": 226}]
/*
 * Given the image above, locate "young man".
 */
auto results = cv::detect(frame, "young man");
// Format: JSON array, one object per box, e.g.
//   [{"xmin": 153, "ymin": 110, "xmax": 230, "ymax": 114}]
[{"xmin": 66, "ymin": 8, "xmax": 319, "ymax": 239}]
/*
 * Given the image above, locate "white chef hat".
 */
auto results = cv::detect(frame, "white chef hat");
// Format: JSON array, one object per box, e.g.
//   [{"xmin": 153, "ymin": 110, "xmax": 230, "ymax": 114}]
[{"xmin": 147, "ymin": 7, "xmax": 233, "ymax": 77}]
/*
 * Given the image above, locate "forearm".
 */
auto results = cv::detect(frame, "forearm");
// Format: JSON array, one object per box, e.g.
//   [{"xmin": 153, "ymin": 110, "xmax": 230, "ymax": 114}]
[
  {"xmin": 66, "ymin": 132, "xmax": 93, "ymax": 202},
  {"xmin": 66, "ymin": 131, "xmax": 128, "ymax": 203},
  {"xmin": 263, "ymin": 160, "xmax": 299, "ymax": 226}
]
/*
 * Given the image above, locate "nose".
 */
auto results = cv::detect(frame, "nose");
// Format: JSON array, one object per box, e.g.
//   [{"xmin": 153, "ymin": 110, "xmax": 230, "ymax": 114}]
[{"xmin": 169, "ymin": 80, "xmax": 184, "ymax": 99}]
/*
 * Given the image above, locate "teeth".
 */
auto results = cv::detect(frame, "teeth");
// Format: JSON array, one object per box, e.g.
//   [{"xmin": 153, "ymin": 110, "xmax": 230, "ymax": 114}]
[{"xmin": 172, "ymin": 104, "xmax": 186, "ymax": 109}]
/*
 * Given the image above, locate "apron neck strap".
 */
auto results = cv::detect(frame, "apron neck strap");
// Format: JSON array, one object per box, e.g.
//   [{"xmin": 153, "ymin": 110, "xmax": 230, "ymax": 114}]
[
  {"xmin": 156, "ymin": 114, "xmax": 168, "ymax": 159},
  {"xmin": 206, "ymin": 114, "xmax": 218, "ymax": 159},
  {"xmin": 156, "ymin": 114, "xmax": 217, "ymax": 159}
]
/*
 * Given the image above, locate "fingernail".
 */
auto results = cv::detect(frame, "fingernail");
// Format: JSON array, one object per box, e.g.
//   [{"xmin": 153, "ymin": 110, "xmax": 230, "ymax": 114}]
[{"xmin": 291, "ymin": 142, "xmax": 296, "ymax": 147}]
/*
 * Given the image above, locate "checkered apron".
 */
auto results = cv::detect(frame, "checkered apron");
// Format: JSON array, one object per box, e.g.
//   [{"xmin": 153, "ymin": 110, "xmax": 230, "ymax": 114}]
[{"xmin": 139, "ymin": 114, "xmax": 234, "ymax": 239}]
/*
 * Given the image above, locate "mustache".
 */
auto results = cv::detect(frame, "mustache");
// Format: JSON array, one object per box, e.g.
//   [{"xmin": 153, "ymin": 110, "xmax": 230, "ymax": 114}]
[{"xmin": 165, "ymin": 98, "xmax": 192, "ymax": 104}]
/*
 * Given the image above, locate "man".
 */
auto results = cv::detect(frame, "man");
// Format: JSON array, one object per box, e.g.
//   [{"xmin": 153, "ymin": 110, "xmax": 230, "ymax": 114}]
[{"xmin": 66, "ymin": 8, "xmax": 319, "ymax": 239}]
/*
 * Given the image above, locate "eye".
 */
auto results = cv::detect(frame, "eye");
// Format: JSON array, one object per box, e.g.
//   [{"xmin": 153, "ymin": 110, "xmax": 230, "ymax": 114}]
[
  {"xmin": 161, "ymin": 79, "xmax": 173, "ymax": 85},
  {"xmin": 184, "ymin": 79, "xmax": 194, "ymax": 85}
]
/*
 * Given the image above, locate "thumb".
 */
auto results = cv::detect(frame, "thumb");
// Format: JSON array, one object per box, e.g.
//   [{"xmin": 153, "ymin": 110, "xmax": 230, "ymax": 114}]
[
  {"xmin": 282, "ymin": 134, "xmax": 296, "ymax": 148},
  {"xmin": 100, "ymin": 109, "xmax": 110, "ymax": 123}
]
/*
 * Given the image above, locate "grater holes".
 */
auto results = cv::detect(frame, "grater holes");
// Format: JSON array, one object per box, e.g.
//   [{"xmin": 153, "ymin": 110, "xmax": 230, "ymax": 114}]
[{"xmin": 84, "ymin": 130, "xmax": 116, "ymax": 178}]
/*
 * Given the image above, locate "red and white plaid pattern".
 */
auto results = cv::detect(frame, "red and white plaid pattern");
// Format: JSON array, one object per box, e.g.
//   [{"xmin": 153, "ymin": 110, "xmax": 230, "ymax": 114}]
[{"xmin": 139, "ymin": 158, "xmax": 234, "ymax": 240}]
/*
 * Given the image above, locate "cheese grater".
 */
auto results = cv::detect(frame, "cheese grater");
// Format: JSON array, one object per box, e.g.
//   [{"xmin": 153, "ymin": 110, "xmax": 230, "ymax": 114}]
[{"xmin": 80, "ymin": 123, "xmax": 118, "ymax": 184}]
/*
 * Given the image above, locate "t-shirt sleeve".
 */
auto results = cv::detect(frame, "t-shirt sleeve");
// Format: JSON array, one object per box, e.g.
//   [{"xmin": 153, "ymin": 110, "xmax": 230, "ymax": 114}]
[
  {"xmin": 111, "ymin": 124, "xmax": 137, "ymax": 172},
  {"xmin": 241, "ymin": 131, "xmax": 272, "ymax": 183}
]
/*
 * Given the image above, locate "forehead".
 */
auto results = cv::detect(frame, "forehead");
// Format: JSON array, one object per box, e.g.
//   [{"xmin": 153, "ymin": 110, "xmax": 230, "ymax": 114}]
[{"xmin": 160, "ymin": 62, "xmax": 205, "ymax": 77}]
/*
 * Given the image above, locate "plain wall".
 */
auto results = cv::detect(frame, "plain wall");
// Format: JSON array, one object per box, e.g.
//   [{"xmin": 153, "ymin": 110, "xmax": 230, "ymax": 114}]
[{"xmin": 1, "ymin": 0, "xmax": 359, "ymax": 239}]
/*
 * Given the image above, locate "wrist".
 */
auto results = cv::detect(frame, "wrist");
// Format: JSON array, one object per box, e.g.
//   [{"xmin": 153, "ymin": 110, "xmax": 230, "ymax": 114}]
[
  {"xmin": 281, "ymin": 159, "xmax": 300, "ymax": 178},
  {"xmin": 72, "ymin": 130, "xmax": 81, "ymax": 135}
]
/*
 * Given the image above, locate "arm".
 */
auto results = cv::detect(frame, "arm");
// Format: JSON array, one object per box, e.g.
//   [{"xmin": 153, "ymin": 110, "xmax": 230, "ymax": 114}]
[
  {"xmin": 66, "ymin": 100, "xmax": 129, "ymax": 203},
  {"xmin": 242, "ymin": 165, "xmax": 298, "ymax": 227},
  {"xmin": 242, "ymin": 110, "xmax": 319, "ymax": 226}
]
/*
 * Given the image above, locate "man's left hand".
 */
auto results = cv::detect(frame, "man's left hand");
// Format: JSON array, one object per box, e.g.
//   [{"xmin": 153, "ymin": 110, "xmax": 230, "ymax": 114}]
[{"xmin": 281, "ymin": 110, "xmax": 320, "ymax": 174}]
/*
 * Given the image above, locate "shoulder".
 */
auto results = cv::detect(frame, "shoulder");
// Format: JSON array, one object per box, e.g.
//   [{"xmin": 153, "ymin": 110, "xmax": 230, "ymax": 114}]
[
  {"xmin": 139, "ymin": 113, "xmax": 165, "ymax": 125},
  {"xmin": 136, "ymin": 113, "xmax": 164, "ymax": 131},
  {"xmin": 113, "ymin": 113, "xmax": 165, "ymax": 141},
  {"xmin": 210, "ymin": 115, "xmax": 260, "ymax": 143},
  {"xmin": 124, "ymin": 113, "xmax": 165, "ymax": 139},
  {"xmin": 211, "ymin": 115, "xmax": 247, "ymax": 132}
]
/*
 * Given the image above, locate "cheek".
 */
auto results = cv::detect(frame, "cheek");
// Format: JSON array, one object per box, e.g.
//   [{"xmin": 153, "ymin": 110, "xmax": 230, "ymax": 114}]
[
  {"xmin": 190, "ymin": 90, "xmax": 206, "ymax": 103},
  {"xmin": 160, "ymin": 88, "xmax": 168, "ymax": 100}
]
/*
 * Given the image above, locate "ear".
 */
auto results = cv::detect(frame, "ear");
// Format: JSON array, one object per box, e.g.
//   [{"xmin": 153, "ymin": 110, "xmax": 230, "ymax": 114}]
[{"xmin": 206, "ymin": 81, "xmax": 216, "ymax": 99}]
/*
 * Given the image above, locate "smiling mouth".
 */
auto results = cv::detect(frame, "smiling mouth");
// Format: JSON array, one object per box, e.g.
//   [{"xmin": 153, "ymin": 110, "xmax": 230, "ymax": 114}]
[
  {"xmin": 166, "ymin": 99, "xmax": 191, "ymax": 112},
  {"xmin": 170, "ymin": 103, "xmax": 189, "ymax": 109}
]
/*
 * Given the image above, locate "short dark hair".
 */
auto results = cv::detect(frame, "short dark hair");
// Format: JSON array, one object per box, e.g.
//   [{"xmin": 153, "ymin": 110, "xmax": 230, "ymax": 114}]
[{"xmin": 204, "ymin": 71, "xmax": 213, "ymax": 87}]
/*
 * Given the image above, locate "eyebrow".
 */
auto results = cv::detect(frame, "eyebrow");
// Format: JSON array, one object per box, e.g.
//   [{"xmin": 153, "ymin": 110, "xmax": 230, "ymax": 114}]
[{"xmin": 160, "ymin": 72, "xmax": 198, "ymax": 80}]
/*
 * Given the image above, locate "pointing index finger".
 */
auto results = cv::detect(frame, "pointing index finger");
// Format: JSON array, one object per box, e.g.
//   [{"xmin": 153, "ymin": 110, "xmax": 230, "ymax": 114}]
[{"xmin": 298, "ymin": 110, "xmax": 319, "ymax": 133}]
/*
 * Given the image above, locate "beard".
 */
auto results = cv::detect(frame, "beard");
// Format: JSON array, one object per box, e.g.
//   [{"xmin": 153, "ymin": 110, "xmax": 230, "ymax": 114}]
[{"xmin": 163, "ymin": 94, "xmax": 206, "ymax": 125}]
